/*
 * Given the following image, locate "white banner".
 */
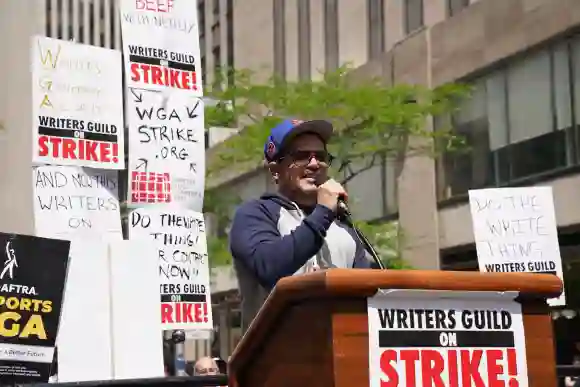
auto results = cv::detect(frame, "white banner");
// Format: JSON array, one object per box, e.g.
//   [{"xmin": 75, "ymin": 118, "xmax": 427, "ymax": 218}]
[
  {"xmin": 368, "ymin": 290, "xmax": 529, "ymax": 387},
  {"xmin": 125, "ymin": 90, "xmax": 205, "ymax": 210},
  {"xmin": 33, "ymin": 166, "xmax": 122, "ymax": 241},
  {"xmin": 468, "ymin": 187, "xmax": 565, "ymax": 306},
  {"xmin": 119, "ymin": 0, "xmax": 203, "ymax": 95},
  {"xmin": 128, "ymin": 207, "xmax": 212, "ymax": 331},
  {"xmin": 31, "ymin": 36, "xmax": 124, "ymax": 169}
]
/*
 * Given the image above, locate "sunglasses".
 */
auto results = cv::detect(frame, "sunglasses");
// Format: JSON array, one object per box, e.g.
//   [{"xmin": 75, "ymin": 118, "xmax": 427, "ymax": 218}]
[{"xmin": 279, "ymin": 150, "xmax": 334, "ymax": 166}]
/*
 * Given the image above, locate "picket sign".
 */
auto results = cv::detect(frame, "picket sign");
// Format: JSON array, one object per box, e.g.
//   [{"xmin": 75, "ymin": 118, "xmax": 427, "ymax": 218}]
[
  {"xmin": 468, "ymin": 187, "xmax": 566, "ymax": 306},
  {"xmin": 57, "ymin": 240, "xmax": 164, "ymax": 382},
  {"xmin": 368, "ymin": 290, "xmax": 529, "ymax": 387}
]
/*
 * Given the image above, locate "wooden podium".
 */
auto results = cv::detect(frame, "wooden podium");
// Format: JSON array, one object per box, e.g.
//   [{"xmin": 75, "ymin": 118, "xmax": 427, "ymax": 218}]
[{"xmin": 228, "ymin": 269, "xmax": 562, "ymax": 387}]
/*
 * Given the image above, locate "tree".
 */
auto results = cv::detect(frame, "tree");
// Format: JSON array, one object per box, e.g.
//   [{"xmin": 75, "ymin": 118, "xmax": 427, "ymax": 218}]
[{"xmin": 204, "ymin": 65, "xmax": 469, "ymax": 268}]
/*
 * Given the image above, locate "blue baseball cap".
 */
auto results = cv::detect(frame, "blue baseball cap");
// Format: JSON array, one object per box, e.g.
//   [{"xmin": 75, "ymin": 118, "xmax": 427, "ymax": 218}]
[{"xmin": 264, "ymin": 119, "xmax": 333, "ymax": 162}]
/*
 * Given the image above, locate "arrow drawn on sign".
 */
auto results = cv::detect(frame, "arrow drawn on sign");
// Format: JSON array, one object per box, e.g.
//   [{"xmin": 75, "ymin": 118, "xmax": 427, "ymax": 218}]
[
  {"xmin": 186, "ymin": 99, "xmax": 201, "ymax": 119},
  {"xmin": 135, "ymin": 158, "xmax": 148, "ymax": 171},
  {"xmin": 189, "ymin": 162, "xmax": 196, "ymax": 173},
  {"xmin": 129, "ymin": 88, "xmax": 143, "ymax": 103}
]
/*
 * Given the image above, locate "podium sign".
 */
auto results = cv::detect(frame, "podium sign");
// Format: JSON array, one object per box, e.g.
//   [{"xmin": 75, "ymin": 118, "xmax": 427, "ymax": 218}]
[{"xmin": 368, "ymin": 290, "xmax": 528, "ymax": 387}]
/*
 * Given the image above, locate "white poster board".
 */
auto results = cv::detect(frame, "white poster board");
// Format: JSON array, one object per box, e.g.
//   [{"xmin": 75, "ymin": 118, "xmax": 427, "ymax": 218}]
[
  {"xmin": 31, "ymin": 36, "xmax": 124, "ymax": 169},
  {"xmin": 368, "ymin": 290, "xmax": 528, "ymax": 387},
  {"xmin": 468, "ymin": 187, "xmax": 565, "ymax": 306},
  {"xmin": 119, "ymin": 0, "xmax": 203, "ymax": 95},
  {"xmin": 109, "ymin": 240, "xmax": 164, "ymax": 379},
  {"xmin": 125, "ymin": 91, "xmax": 205, "ymax": 210},
  {"xmin": 129, "ymin": 207, "xmax": 212, "ymax": 331},
  {"xmin": 57, "ymin": 241, "xmax": 113, "ymax": 382},
  {"xmin": 33, "ymin": 166, "xmax": 122, "ymax": 241}
]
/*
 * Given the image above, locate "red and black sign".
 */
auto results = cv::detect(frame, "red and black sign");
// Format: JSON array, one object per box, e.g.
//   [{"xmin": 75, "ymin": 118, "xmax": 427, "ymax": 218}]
[
  {"xmin": 377, "ymin": 330, "xmax": 520, "ymax": 387},
  {"xmin": 129, "ymin": 54, "xmax": 198, "ymax": 91}
]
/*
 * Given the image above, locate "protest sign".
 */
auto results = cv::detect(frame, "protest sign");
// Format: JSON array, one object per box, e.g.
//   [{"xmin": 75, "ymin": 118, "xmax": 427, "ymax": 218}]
[
  {"xmin": 31, "ymin": 36, "xmax": 124, "ymax": 169},
  {"xmin": 129, "ymin": 208, "xmax": 212, "ymax": 331},
  {"xmin": 469, "ymin": 187, "xmax": 565, "ymax": 306},
  {"xmin": 119, "ymin": 0, "xmax": 203, "ymax": 95},
  {"xmin": 109, "ymin": 240, "xmax": 164, "ymax": 379},
  {"xmin": 57, "ymin": 241, "xmax": 112, "ymax": 382},
  {"xmin": 126, "ymin": 90, "xmax": 205, "ymax": 210},
  {"xmin": 0, "ymin": 233, "xmax": 69, "ymax": 384},
  {"xmin": 368, "ymin": 290, "xmax": 528, "ymax": 387},
  {"xmin": 33, "ymin": 166, "xmax": 122, "ymax": 241}
]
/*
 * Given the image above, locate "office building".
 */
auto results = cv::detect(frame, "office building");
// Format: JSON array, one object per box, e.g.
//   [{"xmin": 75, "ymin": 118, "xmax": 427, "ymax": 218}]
[{"xmin": 206, "ymin": 0, "xmax": 580, "ymax": 363}]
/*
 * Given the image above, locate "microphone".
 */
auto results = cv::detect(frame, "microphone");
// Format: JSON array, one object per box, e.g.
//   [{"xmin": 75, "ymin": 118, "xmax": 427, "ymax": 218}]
[{"xmin": 337, "ymin": 195, "xmax": 351, "ymax": 219}]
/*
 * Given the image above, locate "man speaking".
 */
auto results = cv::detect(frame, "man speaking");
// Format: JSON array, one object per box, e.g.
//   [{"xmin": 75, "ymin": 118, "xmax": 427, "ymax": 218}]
[{"xmin": 229, "ymin": 119, "xmax": 378, "ymax": 332}]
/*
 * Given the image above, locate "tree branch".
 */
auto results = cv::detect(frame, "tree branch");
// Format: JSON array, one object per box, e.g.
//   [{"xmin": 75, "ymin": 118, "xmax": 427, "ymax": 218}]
[{"xmin": 340, "ymin": 152, "xmax": 380, "ymax": 185}]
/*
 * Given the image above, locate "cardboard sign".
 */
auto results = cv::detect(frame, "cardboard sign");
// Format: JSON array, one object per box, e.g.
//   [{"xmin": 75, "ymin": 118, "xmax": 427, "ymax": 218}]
[
  {"xmin": 368, "ymin": 290, "xmax": 528, "ymax": 387},
  {"xmin": 468, "ymin": 187, "xmax": 565, "ymax": 306},
  {"xmin": 129, "ymin": 208, "xmax": 212, "ymax": 331},
  {"xmin": 0, "ymin": 233, "xmax": 69, "ymax": 384},
  {"xmin": 119, "ymin": 0, "xmax": 203, "ymax": 94},
  {"xmin": 125, "ymin": 91, "xmax": 204, "ymax": 210},
  {"xmin": 31, "ymin": 36, "xmax": 124, "ymax": 169},
  {"xmin": 33, "ymin": 166, "xmax": 122, "ymax": 241}
]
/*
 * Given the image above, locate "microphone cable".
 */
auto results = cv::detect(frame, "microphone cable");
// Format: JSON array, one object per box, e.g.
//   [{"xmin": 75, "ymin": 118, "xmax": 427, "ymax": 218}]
[{"xmin": 338, "ymin": 201, "xmax": 386, "ymax": 270}]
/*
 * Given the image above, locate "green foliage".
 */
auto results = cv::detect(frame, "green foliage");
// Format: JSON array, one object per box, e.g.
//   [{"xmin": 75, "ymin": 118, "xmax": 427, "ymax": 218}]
[
  {"xmin": 354, "ymin": 221, "xmax": 411, "ymax": 269},
  {"xmin": 204, "ymin": 65, "xmax": 470, "ymax": 268},
  {"xmin": 206, "ymin": 64, "xmax": 470, "ymax": 178},
  {"xmin": 204, "ymin": 189, "xmax": 241, "ymax": 268}
]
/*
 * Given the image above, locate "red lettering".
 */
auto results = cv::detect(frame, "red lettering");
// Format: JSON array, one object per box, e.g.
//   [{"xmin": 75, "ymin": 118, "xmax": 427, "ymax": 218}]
[
  {"xmin": 62, "ymin": 139, "xmax": 76, "ymax": 159},
  {"xmin": 448, "ymin": 349, "xmax": 459, "ymax": 387},
  {"xmin": 135, "ymin": 0, "xmax": 173, "ymax": 12},
  {"xmin": 400, "ymin": 350, "xmax": 419, "ymax": 386},
  {"xmin": 421, "ymin": 350, "xmax": 445, "ymax": 387},
  {"xmin": 181, "ymin": 71, "xmax": 190, "ymax": 89},
  {"xmin": 169, "ymin": 69, "xmax": 180, "ymax": 88},
  {"xmin": 36, "ymin": 136, "xmax": 116, "ymax": 164},
  {"xmin": 161, "ymin": 303, "xmax": 201, "ymax": 324},
  {"xmin": 379, "ymin": 350, "xmax": 398, "ymax": 387},
  {"xmin": 461, "ymin": 349, "xmax": 485, "ymax": 387},
  {"xmin": 183, "ymin": 304, "xmax": 193, "ymax": 323},
  {"xmin": 49, "ymin": 137, "xmax": 62, "ymax": 157},
  {"xmin": 130, "ymin": 63, "xmax": 199, "ymax": 90},
  {"xmin": 161, "ymin": 303, "xmax": 172, "ymax": 323},
  {"xmin": 151, "ymin": 66, "xmax": 163, "ymax": 86},
  {"xmin": 99, "ymin": 142, "xmax": 111, "ymax": 163},
  {"xmin": 130, "ymin": 62, "xmax": 140, "ymax": 82},
  {"xmin": 38, "ymin": 136, "xmax": 49, "ymax": 156},
  {"xmin": 194, "ymin": 303, "xmax": 203, "ymax": 323},
  {"xmin": 487, "ymin": 349, "xmax": 504, "ymax": 387}
]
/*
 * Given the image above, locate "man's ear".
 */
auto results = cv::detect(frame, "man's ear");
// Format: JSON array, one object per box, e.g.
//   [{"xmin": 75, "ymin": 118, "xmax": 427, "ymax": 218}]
[{"xmin": 266, "ymin": 161, "xmax": 280, "ymax": 182}]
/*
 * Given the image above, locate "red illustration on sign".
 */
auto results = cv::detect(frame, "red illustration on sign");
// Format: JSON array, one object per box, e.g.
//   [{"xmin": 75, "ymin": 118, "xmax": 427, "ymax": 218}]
[{"xmin": 131, "ymin": 171, "xmax": 172, "ymax": 203}]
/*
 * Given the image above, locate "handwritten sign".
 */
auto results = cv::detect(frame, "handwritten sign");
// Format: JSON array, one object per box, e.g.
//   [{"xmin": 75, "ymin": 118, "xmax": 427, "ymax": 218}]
[
  {"xmin": 119, "ymin": 0, "xmax": 203, "ymax": 94},
  {"xmin": 469, "ymin": 187, "xmax": 565, "ymax": 306},
  {"xmin": 126, "ymin": 90, "xmax": 204, "ymax": 210},
  {"xmin": 31, "ymin": 36, "xmax": 124, "ymax": 169},
  {"xmin": 368, "ymin": 290, "xmax": 528, "ymax": 387},
  {"xmin": 33, "ymin": 166, "xmax": 122, "ymax": 241},
  {"xmin": 128, "ymin": 208, "xmax": 212, "ymax": 331}
]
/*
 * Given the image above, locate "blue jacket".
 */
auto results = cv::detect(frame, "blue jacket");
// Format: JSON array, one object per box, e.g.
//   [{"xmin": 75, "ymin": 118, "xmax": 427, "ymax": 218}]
[{"xmin": 229, "ymin": 193, "xmax": 373, "ymax": 331}]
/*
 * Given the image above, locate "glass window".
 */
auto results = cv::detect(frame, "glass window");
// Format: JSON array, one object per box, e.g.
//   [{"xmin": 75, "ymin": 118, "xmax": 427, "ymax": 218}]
[
  {"xmin": 507, "ymin": 49, "xmax": 552, "ymax": 144},
  {"xmin": 439, "ymin": 38, "xmax": 577, "ymax": 200},
  {"xmin": 404, "ymin": 0, "xmax": 424, "ymax": 34},
  {"xmin": 324, "ymin": 0, "xmax": 339, "ymax": 70},
  {"xmin": 367, "ymin": 0, "xmax": 385, "ymax": 60},
  {"xmin": 448, "ymin": 0, "xmax": 469, "ymax": 17}
]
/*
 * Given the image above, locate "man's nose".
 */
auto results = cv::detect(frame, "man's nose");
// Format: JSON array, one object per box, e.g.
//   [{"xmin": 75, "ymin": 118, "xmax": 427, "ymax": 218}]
[{"xmin": 306, "ymin": 155, "xmax": 321, "ymax": 168}]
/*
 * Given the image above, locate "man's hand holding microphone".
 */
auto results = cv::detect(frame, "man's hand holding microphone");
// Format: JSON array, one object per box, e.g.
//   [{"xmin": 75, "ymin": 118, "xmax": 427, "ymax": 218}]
[{"xmin": 317, "ymin": 178, "xmax": 348, "ymax": 214}]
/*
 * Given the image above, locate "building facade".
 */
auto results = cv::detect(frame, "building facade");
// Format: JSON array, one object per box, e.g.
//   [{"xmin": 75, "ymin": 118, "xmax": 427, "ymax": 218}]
[{"xmin": 206, "ymin": 0, "xmax": 580, "ymax": 362}]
